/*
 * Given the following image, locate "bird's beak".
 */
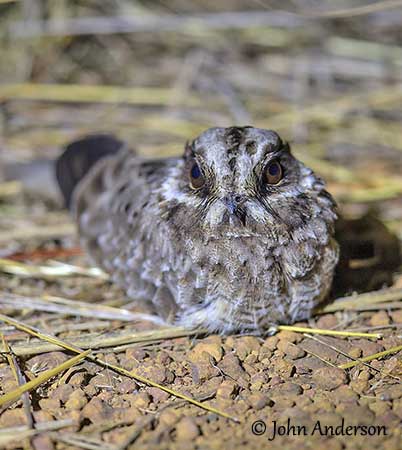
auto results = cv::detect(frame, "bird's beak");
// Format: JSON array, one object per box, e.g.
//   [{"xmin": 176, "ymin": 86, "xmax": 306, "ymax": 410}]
[
  {"xmin": 224, "ymin": 196, "xmax": 237, "ymax": 215},
  {"xmin": 223, "ymin": 193, "xmax": 246, "ymax": 214}
]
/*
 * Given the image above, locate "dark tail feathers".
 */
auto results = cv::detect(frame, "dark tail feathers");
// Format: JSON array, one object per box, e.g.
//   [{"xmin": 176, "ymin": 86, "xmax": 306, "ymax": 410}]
[{"xmin": 56, "ymin": 134, "xmax": 124, "ymax": 209}]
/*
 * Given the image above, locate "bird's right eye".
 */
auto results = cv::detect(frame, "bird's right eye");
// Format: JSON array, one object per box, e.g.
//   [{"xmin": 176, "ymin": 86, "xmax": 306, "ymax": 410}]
[
  {"xmin": 264, "ymin": 160, "xmax": 283, "ymax": 185},
  {"xmin": 189, "ymin": 162, "xmax": 205, "ymax": 189}
]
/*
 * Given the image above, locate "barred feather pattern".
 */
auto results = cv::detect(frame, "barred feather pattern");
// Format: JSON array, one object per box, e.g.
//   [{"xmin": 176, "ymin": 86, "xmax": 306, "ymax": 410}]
[{"xmin": 71, "ymin": 127, "xmax": 339, "ymax": 333}]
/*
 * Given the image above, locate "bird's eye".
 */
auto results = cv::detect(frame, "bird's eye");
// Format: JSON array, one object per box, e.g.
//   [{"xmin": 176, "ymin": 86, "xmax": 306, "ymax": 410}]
[
  {"xmin": 264, "ymin": 160, "xmax": 283, "ymax": 185},
  {"xmin": 189, "ymin": 162, "xmax": 205, "ymax": 189}
]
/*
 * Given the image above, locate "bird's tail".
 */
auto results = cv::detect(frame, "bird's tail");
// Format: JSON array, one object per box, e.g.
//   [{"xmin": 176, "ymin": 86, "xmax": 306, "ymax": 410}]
[{"xmin": 55, "ymin": 134, "xmax": 124, "ymax": 209}]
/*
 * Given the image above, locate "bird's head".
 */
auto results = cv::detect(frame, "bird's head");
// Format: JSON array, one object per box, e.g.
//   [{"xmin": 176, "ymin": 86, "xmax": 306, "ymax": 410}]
[{"xmin": 160, "ymin": 126, "xmax": 337, "ymax": 242}]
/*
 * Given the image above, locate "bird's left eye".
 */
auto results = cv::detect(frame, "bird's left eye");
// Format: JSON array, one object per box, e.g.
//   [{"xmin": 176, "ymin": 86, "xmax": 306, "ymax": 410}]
[
  {"xmin": 264, "ymin": 160, "xmax": 283, "ymax": 185},
  {"xmin": 189, "ymin": 162, "xmax": 205, "ymax": 189}
]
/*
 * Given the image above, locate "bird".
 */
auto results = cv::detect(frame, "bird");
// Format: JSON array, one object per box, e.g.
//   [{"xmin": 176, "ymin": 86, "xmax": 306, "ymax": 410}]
[{"xmin": 56, "ymin": 126, "xmax": 340, "ymax": 334}]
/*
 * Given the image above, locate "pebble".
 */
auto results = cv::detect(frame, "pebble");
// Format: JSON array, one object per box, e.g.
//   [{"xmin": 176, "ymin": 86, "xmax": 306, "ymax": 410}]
[
  {"xmin": 368, "ymin": 400, "xmax": 390, "ymax": 416},
  {"xmin": 277, "ymin": 340, "xmax": 306, "ymax": 359},
  {"xmin": 243, "ymin": 351, "xmax": 258, "ymax": 365},
  {"xmin": 216, "ymin": 380, "xmax": 238, "ymax": 399},
  {"xmin": 190, "ymin": 361, "xmax": 220, "ymax": 383},
  {"xmin": 148, "ymin": 387, "xmax": 170, "ymax": 404},
  {"xmin": 136, "ymin": 363, "xmax": 169, "ymax": 384},
  {"xmin": 116, "ymin": 379, "xmax": 138, "ymax": 394},
  {"xmin": 269, "ymin": 375, "xmax": 283, "ymax": 387},
  {"xmin": 249, "ymin": 372, "xmax": 268, "ymax": 391},
  {"xmin": 65, "ymin": 388, "xmax": 88, "ymax": 410},
  {"xmin": 348, "ymin": 347, "xmax": 362, "ymax": 359},
  {"xmin": 263, "ymin": 336, "xmax": 278, "ymax": 351},
  {"xmin": 258, "ymin": 347, "xmax": 273, "ymax": 362},
  {"xmin": 175, "ymin": 417, "xmax": 200, "ymax": 440},
  {"xmin": 0, "ymin": 408, "xmax": 27, "ymax": 427},
  {"xmin": 316, "ymin": 314, "xmax": 338, "ymax": 329},
  {"xmin": 158, "ymin": 409, "xmax": 182, "ymax": 427},
  {"xmin": 217, "ymin": 353, "xmax": 248, "ymax": 385},
  {"xmin": 156, "ymin": 350, "xmax": 173, "ymax": 365},
  {"xmin": 32, "ymin": 434, "xmax": 54, "ymax": 450},
  {"xmin": 270, "ymin": 382, "xmax": 303, "ymax": 397},
  {"xmin": 118, "ymin": 406, "xmax": 143, "ymax": 425},
  {"xmin": 1, "ymin": 378, "xmax": 19, "ymax": 393},
  {"xmin": 336, "ymin": 404, "xmax": 374, "ymax": 425},
  {"xmin": 52, "ymin": 384, "xmax": 75, "ymax": 403},
  {"xmin": 390, "ymin": 309, "xmax": 402, "ymax": 323},
  {"xmin": 376, "ymin": 411, "xmax": 401, "ymax": 427},
  {"xmin": 129, "ymin": 392, "xmax": 151, "ymax": 408},
  {"xmin": 378, "ymin": 384, "xmax": 402, "ymax": 401},
  {"xmin": 358, "ymin": 369, "xmax": 371, "ymax": 381},
  {"xmin": 383, "ymin": 356, "xmax": 401, "ymax": 377},
  {"xmin": 242, "ymin": 362, "xmax": 258, "ymax": 376},
  {"xmin": 39, "ymin": 397, "xmax": 61, "ymax": 412},
  {"xmin": 188, "ymin": 340, "xmax": 223, "ymax": 363},
  {"xmin": 66, "ymin": 371, "xmax": 87, "ymax": 387},
  {"xmin": 82, "ymin": 397, "xmax": 115, "ymax": 423},
  {"xmin": 312, "ymin": 367, "xmax": 347, "ymax": 390},
  {"xmin": 26, "ymin": 351, "xmax": 70, "ymax": 373},
  {"xmin": 328, "ymin": 385, "xmax": 358, "ymax": 404},
  {"xmin": 233, "ymin": 336, "xmax": 261, "ymax": 360},
  {"xmin": 355, "ymin": 339, "xmax": 384, "ymax": 357},
  {"xmin": 246, "ymin": 392, "xmax": 273, "ymax": 410},
  {"xmin": 349, "ymin": 379, "xmax": 369, "ymax": 394},
  {"xmin": 370, "ymin": 310, "xmax": 390, "ymax": 326},
  {"xmin": 312, "ymin": 396, "xmax": 335, "ymax": 413},
  {"xmin": 126, "ymin": 347, "xmax": 148, "ymax": 362},
  {"xmin": 392, "ymin": 398, "xmax": 402, "ymax": 419},
  {"xmin": 276, "ymin": 330, "xmax": 301, "ymax": 343},
  {"xmin": 302, "ymin": 339, "xmax": 340, "ymax": 362},
  {"xmin": 271, "ymin": 358, "xmax": 295, "ymax": 378}
]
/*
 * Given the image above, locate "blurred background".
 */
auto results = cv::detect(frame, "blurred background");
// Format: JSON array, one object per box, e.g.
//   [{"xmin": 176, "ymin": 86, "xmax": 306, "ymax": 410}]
[{"xmin": 1, "ymin": 0, "xmax": 402, "ymax": 248}]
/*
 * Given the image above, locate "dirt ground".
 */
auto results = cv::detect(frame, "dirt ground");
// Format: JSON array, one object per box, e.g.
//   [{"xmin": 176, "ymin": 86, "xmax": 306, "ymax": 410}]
[{"xmin": 0, "ymin": 1, "xmax": 402, "ymax": 449}]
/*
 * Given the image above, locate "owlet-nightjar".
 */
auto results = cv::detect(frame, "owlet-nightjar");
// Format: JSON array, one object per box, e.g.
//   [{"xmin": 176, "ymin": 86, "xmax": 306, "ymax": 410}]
[{"xmin": 56, "ymin": 127, "xmax": 339, "ymax": 333}]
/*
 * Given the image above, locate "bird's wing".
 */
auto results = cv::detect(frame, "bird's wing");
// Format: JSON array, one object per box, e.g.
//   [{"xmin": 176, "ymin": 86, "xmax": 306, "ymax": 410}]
[{"xmin": 68, "ymin": 140, "xmax": 180, "ymax": 307}]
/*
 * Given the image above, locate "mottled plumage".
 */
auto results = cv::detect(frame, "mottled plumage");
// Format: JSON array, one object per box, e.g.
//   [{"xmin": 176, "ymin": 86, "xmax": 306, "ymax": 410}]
[{"xmin": 57, "ymin": 127, "xmax": 339, "ymax": 333}]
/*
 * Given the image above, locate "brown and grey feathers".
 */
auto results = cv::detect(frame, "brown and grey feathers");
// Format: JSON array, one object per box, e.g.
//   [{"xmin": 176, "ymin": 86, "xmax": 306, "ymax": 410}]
[{"xmin": 56, "ymin": 127, "xmax": 340, "ymax": 333}]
